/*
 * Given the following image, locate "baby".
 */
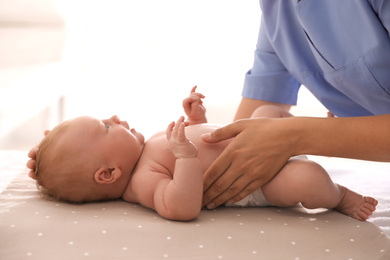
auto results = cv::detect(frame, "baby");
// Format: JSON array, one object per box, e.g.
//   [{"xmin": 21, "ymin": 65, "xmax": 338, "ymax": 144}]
[{"xmin": 28, "ymin": 86, "xmax": 377, "ymax": 221}]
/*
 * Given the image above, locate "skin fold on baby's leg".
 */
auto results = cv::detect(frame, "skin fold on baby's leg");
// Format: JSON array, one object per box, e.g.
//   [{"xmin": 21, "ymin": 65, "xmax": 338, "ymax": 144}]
[{"xmin": 261, "ymin": 158, "xmax": 378, "ymax": 221}]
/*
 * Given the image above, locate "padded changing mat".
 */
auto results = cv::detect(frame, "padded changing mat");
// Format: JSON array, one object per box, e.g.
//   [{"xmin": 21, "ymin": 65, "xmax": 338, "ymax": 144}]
[{"xmin": 1, "ymin": 173, "xmax": 389, "ymax": 260}]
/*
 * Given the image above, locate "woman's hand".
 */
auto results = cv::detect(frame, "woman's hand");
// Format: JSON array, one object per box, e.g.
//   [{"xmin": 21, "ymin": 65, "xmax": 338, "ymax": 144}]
[
  {"xmin": 166, "ymin": 116, "xmax": 198, "ymax": 159},
  {"xmin": 183, "ymin": 86, "xmax": 207, "ymax": 124},
  {"xmin": 201, "ymin": 118, "xmax": 295, "ymax": 208},
  {"xmin": 202, "ymin": 113, "xmax": 390, "ymax": 209}
]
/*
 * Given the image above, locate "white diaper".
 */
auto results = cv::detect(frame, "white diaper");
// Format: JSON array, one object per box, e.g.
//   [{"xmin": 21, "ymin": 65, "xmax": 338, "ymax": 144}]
[
  {"xmin": 225, "ymin": 155, "xmax": 307, "ymax": 208},
  {"xmin": 225, "ymin": 188, "xmax": 273, "ymax": 207}
]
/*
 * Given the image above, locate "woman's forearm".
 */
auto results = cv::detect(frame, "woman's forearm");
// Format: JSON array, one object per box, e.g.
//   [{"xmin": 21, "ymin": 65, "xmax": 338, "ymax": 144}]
[{"xmin": 293, "ymin": 115, "xmax": 390, "ymax": 162}]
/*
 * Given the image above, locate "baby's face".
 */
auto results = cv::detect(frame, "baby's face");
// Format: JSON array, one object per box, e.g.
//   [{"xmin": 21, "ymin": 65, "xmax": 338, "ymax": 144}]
[{"xmin": 62, "ymin": 115, "xmax": 145, "ymax": 174}]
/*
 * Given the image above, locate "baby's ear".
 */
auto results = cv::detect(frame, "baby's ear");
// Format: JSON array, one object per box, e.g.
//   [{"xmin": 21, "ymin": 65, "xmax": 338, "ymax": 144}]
[
  {"xmin": 44, "ymin": 130, "xmax": 51, "ymax": 136},
  {"xmin": 94, "ymin": 167, "xmax": 122, "ymax": 184}
]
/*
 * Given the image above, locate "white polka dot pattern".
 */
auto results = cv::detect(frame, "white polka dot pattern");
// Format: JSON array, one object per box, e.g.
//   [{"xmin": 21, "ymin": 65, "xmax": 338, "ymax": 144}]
[{"xmin": 1, "ymin": 174, "xmax": 390, "ymax": 259}]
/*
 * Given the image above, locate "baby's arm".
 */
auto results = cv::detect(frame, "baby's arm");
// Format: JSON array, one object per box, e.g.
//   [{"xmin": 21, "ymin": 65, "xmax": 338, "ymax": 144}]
[
  {"xmin": 154, "ymin": 116, "xmax": 203, "ymax": 221},
  {"xmin": 183, "ymin": 86, "xmax": 207, "ymax": 125}
]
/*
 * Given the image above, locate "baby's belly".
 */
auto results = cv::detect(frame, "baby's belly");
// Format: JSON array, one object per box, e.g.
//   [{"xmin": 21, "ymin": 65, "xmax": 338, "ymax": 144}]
[{"xmin": 185, "ymin": 124, "xmax": 231, "ymax": 172}]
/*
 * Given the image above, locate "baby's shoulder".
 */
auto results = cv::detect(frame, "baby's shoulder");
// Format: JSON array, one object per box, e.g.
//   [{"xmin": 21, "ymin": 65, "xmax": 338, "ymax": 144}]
[{"xmin": 128, "ymin": 150, "xmax": 174, "ymax": 207}]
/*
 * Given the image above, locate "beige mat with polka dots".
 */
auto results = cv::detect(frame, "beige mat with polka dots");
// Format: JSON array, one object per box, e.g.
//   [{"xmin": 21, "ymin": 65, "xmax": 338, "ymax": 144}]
[{"xmin": 1, "ymin": 173, "xmax": 390, "ymax": 260}]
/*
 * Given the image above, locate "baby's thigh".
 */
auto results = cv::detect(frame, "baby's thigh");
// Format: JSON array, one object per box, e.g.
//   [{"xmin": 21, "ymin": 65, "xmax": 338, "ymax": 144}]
[
  {"xmin": 250, "ymin": 105, "xmax": 293, "ymax": 119},
  {"xmin": 261, "ymin": 158, "xmax": 329, "ymax": 206}
]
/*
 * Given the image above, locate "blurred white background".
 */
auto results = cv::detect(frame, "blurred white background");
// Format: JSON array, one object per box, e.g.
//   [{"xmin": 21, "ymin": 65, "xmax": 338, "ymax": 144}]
[
  {"xmin": 0, "ymin": 0, "xmax": 326, "ymax": 150},
  {"xmin": 59, "ymin": 0, "xmax": 260, "ymax": 135}
]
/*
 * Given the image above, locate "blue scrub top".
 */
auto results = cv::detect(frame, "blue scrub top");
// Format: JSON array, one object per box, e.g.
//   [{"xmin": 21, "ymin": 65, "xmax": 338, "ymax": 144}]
[{"xmin": 242, "ymin": 0, "xmax": 390, "ymax": 117}]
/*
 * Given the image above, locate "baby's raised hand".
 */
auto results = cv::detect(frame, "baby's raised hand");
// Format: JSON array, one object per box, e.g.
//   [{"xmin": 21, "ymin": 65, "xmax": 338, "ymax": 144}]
[
  {"xmin": 166, "ymin": 116, "xmax": 198, "ymax": 158},
  {"xmin": 182, "ymin": 86, "xmax": 207, "ymax": 124}
]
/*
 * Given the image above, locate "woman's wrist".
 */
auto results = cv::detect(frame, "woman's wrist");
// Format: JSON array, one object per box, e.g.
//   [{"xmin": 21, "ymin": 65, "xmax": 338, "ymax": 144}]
[
  {"xmin": 287, "ymin": 116, "xmax": 336, "ymax": 157},
  {"xmin": 282, "ymin": 117, "xmax": 307, "ymax": 157}
]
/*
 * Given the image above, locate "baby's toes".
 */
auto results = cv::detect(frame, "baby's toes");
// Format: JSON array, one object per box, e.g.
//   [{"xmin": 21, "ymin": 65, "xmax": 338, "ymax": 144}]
[
  {"xmin": 365, "ymin": 196, "xmax": 377, "ymax": 204},
  {"xmin": 361, "ymin": 207, "xmax": 374, "ymax": 217},
  {"xmin": 364, "ymin": 197, "xmax": 378, "ymax": 209},
  {"xmin": 356, "ymin": 211, "xmax": 369, "ymax": 221}
]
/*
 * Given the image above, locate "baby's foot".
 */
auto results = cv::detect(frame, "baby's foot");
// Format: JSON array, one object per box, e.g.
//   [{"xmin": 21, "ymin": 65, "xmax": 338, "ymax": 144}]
[{"xmin": 335, "ymin": 186, "xmax": 378, "ymax": 221}]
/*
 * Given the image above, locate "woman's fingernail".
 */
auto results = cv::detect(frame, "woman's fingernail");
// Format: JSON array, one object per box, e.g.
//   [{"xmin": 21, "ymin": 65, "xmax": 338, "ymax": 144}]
[
  {"xmin": 202, "ymin": 133, "xmax": 211, "ymax": 140},
  {"xmin": 227, "ymin": 199, "xmax": 234, "ymax": 205},
  {"xmin": 207, "ymin": 202, "xmax": 215, "ymax": 209}
]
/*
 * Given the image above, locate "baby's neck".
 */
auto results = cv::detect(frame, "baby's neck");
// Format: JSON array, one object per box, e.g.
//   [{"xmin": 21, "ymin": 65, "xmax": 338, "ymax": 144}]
[{"xmin": 121, "ymin": 175, "xmax": 138, "ymax": 203}]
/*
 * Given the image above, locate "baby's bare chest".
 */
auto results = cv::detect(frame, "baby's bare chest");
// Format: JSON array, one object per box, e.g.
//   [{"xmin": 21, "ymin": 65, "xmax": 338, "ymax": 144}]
[{"xmin": 142, "ymin": 124, "xmax": 230, "ymax": 174}]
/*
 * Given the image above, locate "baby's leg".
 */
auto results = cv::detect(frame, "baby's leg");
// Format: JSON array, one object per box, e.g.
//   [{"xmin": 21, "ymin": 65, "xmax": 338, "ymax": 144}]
[
  {"xmin": 250, "ymin": 104, "xmax": 293, "ymax": 119},
  {"xmin": 261, "ymin": 158, "xmax": 378, "ymax": 221}
]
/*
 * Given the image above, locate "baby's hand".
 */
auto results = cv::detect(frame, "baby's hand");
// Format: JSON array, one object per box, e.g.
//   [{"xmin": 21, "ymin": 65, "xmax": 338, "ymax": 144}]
[
  {"xmin": 183, "ymin": 86, "xmax": 207, "ymax": 124},
  {"xmin": 26, "ymin": 130, "xmax": 50, "ymax": 180},
  {"xmin": 166, "ymin": 116, "xmax": 198, "ymax": 158},
  {"xmin": 26, "ymin": 146, "xmax": 38, "ymax": 179}
]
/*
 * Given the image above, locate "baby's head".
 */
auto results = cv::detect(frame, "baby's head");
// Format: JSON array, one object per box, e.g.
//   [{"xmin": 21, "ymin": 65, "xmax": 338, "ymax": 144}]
[{"xmin": 34, "ymin": 115, "xmax": 144, "ymax": 203}]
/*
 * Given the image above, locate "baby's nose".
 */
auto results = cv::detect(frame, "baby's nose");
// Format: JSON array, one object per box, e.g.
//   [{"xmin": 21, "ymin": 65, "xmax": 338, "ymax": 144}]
[{"xmin": 110, "ymin": 115, "xmax": 120, "ymax": 124}]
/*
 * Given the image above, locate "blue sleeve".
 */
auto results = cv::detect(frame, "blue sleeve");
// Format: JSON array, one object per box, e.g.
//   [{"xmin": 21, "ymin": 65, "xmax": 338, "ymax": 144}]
[{"xmin": 242, "ymin": 16, "xmax": 300, "ymax": 105}]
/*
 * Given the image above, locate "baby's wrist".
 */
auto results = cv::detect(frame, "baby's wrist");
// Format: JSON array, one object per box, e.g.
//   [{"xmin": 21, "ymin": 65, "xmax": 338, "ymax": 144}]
[
  {"xmin": 189, "ymin": 117, "xmax": 207, "ymax": 125},
  {"xmin": 176, "ymin": 155, "xmax": 199, "ymax": 160}
]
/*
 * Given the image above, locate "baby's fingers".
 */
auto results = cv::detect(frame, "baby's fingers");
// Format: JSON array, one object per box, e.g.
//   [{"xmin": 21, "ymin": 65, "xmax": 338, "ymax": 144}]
[
  {"xmin": 166, "ymin": 121, "xmax": 175, "ymax": 141},
  {"xmin": 167, "ymin": 116, "xmax": 186, "ymax": 141},
  {"xmin": 189, "ymin": 86, "xmax": 205, "ymax": 100},
  {"xmin": 26, "ymin": 159, "xmax": 37, "ymax": 180},
  {"xmin": 26, "ymin": 159, "xmax": 36, "ymax": 170},
  {"xmin": 176, "ymin": 121, "xmax": 187, "ymax": 142},
  {"xmin": 172, "ymin": 116, "xmax": 185, "ymax": 138},
  {"xmin": 190, "ymin": 85, "xmax": 197, "ymax": 94},
  {"xmin": 28, "ymin": 146, "xmax": 38, "ymax": 159},
  {"xmin": 169, "ymin": 116, "xmax": 198, "ymax": 159}
]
